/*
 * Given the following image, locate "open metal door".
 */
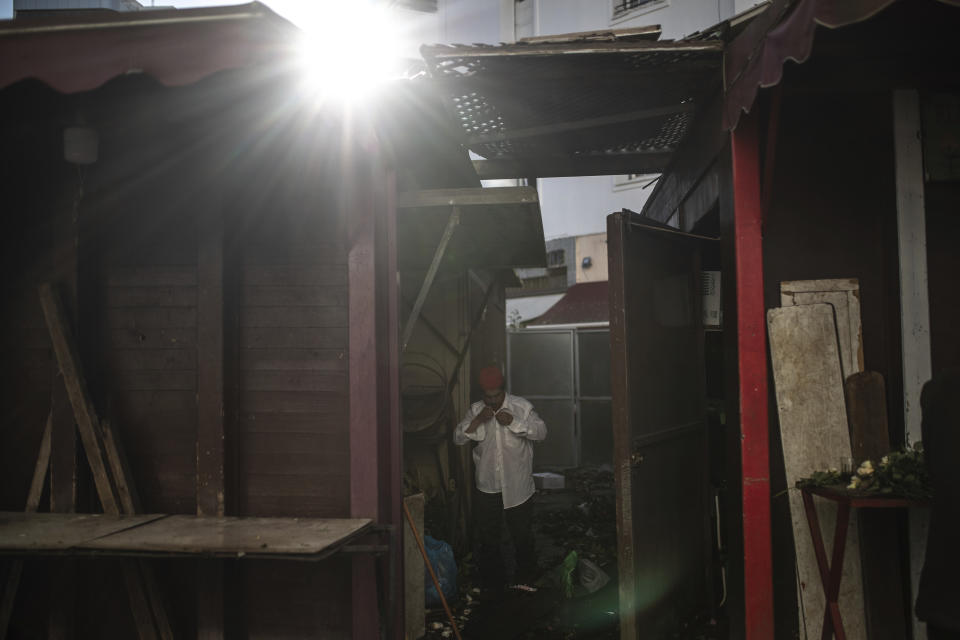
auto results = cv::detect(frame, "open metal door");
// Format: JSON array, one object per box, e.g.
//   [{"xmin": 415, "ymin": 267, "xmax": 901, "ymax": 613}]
[{"xmin": 608, "ymin": 211, "xmax": 712, "ymax": 639}]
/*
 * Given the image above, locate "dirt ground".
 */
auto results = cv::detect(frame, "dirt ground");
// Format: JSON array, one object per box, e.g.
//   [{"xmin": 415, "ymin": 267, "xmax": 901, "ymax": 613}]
[{"xmin": 422, "ymin": 467, "xmax": 621, "ymax": 640}]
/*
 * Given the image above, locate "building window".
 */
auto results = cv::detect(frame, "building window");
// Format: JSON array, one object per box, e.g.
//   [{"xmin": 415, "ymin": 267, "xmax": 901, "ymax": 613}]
[
  {"xmin": 612, "ymin": 0, "xmax": 667, "ymax": 21},
  {"xmin": 546, "ymin": 249, "xmax": 566, "ymax": 268}
]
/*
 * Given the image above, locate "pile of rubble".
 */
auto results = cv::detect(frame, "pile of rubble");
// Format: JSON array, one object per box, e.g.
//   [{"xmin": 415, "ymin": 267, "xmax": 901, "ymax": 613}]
[{"xmin": 421, "ymin": 465, "xmax": 619, "ymax": 639}]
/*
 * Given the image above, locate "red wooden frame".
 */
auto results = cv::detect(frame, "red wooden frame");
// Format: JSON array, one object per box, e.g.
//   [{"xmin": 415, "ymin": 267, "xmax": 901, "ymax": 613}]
[{"xmin": 731, "ymin": 109, "xmax": 774, "ymax": 640}]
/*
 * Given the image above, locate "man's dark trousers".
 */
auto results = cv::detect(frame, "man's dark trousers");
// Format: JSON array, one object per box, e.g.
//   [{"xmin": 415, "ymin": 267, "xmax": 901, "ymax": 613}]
[{"xmin": 474, "ymin": 490, "xmax": 536, "ymax": 591}]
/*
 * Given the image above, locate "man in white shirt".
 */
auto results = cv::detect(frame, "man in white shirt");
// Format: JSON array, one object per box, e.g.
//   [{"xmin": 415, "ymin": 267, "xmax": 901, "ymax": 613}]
[{"xmin": 454, "ymin": 365, "xmax": 547, "ymax": 596}]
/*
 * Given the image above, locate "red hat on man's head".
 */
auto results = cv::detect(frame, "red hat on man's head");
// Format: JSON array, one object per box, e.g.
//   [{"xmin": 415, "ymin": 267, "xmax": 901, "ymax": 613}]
[{"xmin": 478, "ymin": 366, "xmax": 504, "ymax": 391}]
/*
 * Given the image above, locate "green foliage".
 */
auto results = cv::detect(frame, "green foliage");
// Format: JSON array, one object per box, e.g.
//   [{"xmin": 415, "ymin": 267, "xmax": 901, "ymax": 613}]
[
  {"xmin": 796, "ymin": 442, "xmax": 931, "ymax": 499},
  {"xmin": 796, "ymin": 469, "xmax": 844, "ymax": 488}
]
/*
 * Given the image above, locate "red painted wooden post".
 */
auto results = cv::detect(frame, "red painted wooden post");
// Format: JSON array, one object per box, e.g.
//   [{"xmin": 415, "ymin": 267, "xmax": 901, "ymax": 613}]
[
  {"xmin": 731, "ymin": 109, "xmax": 774, "ymax": 640},
  {"xmin": 348, "ymin": 132, "xmax": 381, "ymax": 640}
]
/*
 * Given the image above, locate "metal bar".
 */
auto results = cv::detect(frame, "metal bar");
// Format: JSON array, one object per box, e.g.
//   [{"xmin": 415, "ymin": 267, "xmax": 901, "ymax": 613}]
[
  {"xmin": 400, "ymin": 206, "xmax": 460, "ymax": 352},
  {"xmin": 397, "ymin": 187, "xmax": 536, "ymax": 209},
  {"xmin": 472, "ymin": 152, "xmax": 673, "ymax": 180},
  {"xmin": 731, "ymin": 108, "xmax": 774, "ymax": 640},
  {"xmin": 422, "ymin": 39, "xmax": 723, "ymax": 59}
]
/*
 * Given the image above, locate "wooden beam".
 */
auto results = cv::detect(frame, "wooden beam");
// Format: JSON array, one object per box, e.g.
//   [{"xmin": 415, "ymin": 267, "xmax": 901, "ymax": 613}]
[
  {"xmin": 730, "ymin": 108, "xmax": 774, "ymax": 640},
  {"xmin": 48, "ymin": 183, "xmax": 78, "ymax": 640},
  {"xmin": 893, "ymin": 89, "xmax": 932, "ymax": 640},
  {"xmin": 27, "ymin": 413, "xmax": 53, "ymax": 512},
  {"xmin": 39, "ymin": 283, "xmax": 120, "ymax": 515},
  {"xmin": 400, "ymin": 206, "xmax": 460, "ymax": 352},
  {"xmin": 197, "ymin": 209, "xmax": 225, "ymax": 518},
  {"xmin": 348, "ymin": 150, "xmax": 380, "ymax": 640},
  {"xmin": 397, "ymin": 186, "xmax": 537, "ymax": 209},
  {"xmin": 401, "ymin": 294, "xmax": 460, "ymax": 358},
  {"xmin": 49, "ymin": 189, "xmax": 78, "ymax": 515},
  {"xmin": 0, "ymin": 413, "xmax": 52, "ymax": 640},
  {"xmin": 40, "ymin": 284, "xmax": 173, "ymax": 640},
  {"xmin": 101, "ymin": 418, "xmax": 140, "ymax": 514},
  {"xmin": 196, "ymin": 202, "xmax": 225, "ymax": 640},
  {"xmin": 380, "ymin": 169, "xmax": 403, "ymax": 638},
  {"xmin": 606, "ymin": 212, "xmax": 637, "ymax": 640},
  {"xmin": 472, "ymin": 152, "xmax": 673, "ymax": 179},
  {"xmin": 467, "ymin": 103, "xmax": 695, "ymax": 146}
]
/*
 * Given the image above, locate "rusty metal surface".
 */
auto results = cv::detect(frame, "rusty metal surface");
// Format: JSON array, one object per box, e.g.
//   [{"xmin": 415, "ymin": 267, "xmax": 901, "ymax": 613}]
[
  {"xmin": 77, "ymin": 515, "xmax": 373, "ymax": 557},
  {"xmin": 0, "ymin": 512, "xmax": 164, "ymax": 551}
]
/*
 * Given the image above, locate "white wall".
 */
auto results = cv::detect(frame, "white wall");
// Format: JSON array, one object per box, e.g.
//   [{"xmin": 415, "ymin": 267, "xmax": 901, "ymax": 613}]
[
  {"xmin": 531, "ymin": 0, "xmax": 754, "ymax": 41},
  {"xmin": 538, "ymin": 175, "xmax": 657, "ymax": 239}
]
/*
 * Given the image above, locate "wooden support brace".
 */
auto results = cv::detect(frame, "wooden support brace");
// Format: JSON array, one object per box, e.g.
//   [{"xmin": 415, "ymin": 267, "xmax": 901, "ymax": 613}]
[
  {"xmin": 39, "ymin": 284, "xmax": 173, "ymax": 640},
  {"xmin": 0, "ymin": 413, "xmax": 52, "ymax": 640},
  {"xmin": 400, "ymin": 206, "xmax": 460, "ymax": 351},
  {"xmin": 39, "ymin": 284, "xmax": 120, "ymax": 515}
]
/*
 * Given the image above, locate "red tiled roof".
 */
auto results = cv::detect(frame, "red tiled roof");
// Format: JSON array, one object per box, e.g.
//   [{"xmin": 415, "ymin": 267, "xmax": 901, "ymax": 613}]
[{"xmin": 527, "ymin": 281, "xmax": 608, "ymax": 326}]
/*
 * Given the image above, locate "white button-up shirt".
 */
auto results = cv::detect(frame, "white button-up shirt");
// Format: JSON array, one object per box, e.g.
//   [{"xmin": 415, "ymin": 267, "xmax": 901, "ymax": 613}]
[{"xmin": 453, "ymin": 393, "xmax": 547, "ymax": 509}]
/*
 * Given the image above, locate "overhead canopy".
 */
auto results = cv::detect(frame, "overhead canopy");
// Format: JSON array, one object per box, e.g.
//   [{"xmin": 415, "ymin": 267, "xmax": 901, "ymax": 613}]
[
  {"xmin": 396, "ymin": 187, "xmax": 545, "ymax": 271},
  {"xmin": 723, "ymin": 0, "xmax": 960, "ymax": 130},
  {"xmin": 0, "ymin": 2, "xmax": 297, "ymax": 94},
  {"xmin": 421, "ymin": 35, "xmax": 724, "ymax": 179}
]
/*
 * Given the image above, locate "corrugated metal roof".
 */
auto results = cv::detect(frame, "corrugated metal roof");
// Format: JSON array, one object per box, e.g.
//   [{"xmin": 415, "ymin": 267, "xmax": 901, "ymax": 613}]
[{"xmin": 421, "ymin": 36, "xmax": 723, "ymax": 179}]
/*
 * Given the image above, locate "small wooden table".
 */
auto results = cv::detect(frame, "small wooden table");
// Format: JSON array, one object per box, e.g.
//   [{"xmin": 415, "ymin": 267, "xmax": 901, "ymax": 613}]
[{"xmin": 799, "ymin": 485, "xmax": 927, "ymax": 640}]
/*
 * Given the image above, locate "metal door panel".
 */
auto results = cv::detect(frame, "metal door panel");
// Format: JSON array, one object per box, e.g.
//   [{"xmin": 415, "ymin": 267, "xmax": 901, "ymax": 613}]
[
  {"xmin": 608, "ymin": 212, "xmax": 711, "ymax": 639},
  {"xmin": 527, "ymin": 398, "xmax": 577, "ymax": 469},
  {"xmin": 508, "ymin": 330, "xmax": 578, "ymax": 468},
  {"xmin": 508, "ymin": 330, "xmax": 574, "ymax": 397}
]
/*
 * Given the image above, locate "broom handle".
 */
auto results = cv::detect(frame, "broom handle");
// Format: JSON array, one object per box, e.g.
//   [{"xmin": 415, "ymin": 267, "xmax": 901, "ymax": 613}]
[{"xmin": 402, "ymin": 500, "xmax": 463, "ymax": 640}]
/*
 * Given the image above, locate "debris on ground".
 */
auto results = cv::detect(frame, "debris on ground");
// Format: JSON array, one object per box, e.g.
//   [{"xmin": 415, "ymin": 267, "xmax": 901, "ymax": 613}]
[{"xmin": 422, "ymin": 465, "xmax": 620, "ymax": 640}]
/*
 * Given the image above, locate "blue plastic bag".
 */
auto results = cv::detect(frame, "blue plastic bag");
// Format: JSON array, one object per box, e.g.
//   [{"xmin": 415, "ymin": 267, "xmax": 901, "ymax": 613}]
[{"xmin": 423, "ymin": 535, "xmax": 457, "ymax": 606}]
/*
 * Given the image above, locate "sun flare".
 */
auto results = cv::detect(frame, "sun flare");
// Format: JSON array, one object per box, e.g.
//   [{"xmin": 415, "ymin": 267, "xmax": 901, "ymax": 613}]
[{"xmin": 294, "ymin": 1, "xmax": 405, "ymax": 104}]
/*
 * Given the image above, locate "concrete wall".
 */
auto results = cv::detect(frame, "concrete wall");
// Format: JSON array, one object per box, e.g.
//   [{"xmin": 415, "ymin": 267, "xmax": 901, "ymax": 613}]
[{"xmin": 574, "ymin": 232, "xmax": 608, "ymax": 283}]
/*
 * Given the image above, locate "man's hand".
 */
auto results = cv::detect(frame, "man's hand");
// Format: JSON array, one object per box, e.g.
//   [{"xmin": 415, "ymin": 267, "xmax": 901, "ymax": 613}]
[
  {"xmin": 495, "ymin": 409, "xmax": 513, "ymax": 426},
  {"xmin": 467, "ymin": 406, "xmax": 495, "ymax": 433}
]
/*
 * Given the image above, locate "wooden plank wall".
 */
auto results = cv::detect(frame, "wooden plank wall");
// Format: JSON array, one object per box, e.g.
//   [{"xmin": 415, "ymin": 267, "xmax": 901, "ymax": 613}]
[
  {"xmin": 232, "ymin": 164, "xmax": 352, "ymax": 639},
  {"xmin": 238, "ymin": 208, "xmax": 350, "ymax": 518},
  {"xmin": 2, "ymin": 74, "xmax": 360, "ymax": 638},
  {"xmin": 100, "ymin": 220, "xmax": 200, "ymax": 515}
]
